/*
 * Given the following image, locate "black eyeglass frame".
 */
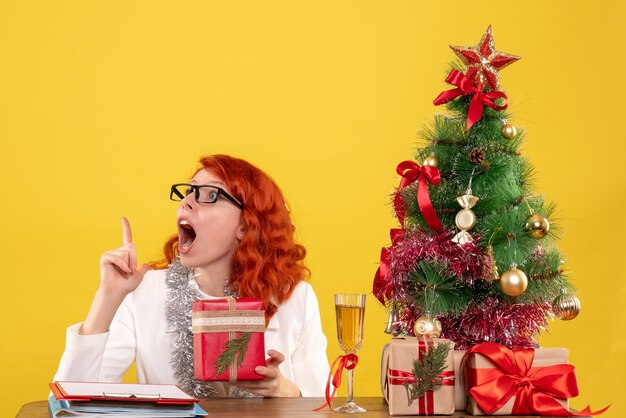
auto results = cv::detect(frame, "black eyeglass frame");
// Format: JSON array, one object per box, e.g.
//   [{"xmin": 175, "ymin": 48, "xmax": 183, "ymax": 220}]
[{"xmin": 170, "ymin": 183, "xmax": 244, "ymax": 209}]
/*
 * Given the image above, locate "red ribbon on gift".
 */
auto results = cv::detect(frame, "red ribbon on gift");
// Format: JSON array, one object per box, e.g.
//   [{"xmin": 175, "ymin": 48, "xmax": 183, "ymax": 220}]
[
  {"xmin": 433, "ymin": 69, "xmax": 508, "ymax": 131},
  {"xmin": 464, "ymin": 342, "xmax": 610, "ymax": 416},
  {"xmin": 394, "ymin": 161, "xmax": 444, "ymax": 232},
  {"xmin": 372, "ymin": 229, "xmax": 402, "ymax": 304},
  {"xmin": 313, "ymin": 354, "xmax": 358, "ymax": 411},
  {"xmin": 387, "ymin": 339, "xmax": 454, "ymax": 415},
  {"xmin": 388, "ymin": 369, "xmax": 455, "ymax": 386}
]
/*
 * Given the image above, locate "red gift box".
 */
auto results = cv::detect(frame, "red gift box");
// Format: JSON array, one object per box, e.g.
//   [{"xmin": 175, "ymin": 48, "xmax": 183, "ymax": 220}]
[
  {"xmin": 453, "ymin": 347, "xmax": 572, "ymax": 411},
  {"xmin": 463, "ymin": 342, "xmax": 608, "ymax": 416},
  {"xmin": 192, "ymin": 297, "xmax": 266, "ymax": 381}
]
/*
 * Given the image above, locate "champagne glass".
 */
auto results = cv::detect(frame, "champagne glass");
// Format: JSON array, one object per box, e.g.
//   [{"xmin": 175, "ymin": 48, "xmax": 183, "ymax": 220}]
[{"xmin": 334, "ymin": 293, "xmax": 366, "ymax": 413}]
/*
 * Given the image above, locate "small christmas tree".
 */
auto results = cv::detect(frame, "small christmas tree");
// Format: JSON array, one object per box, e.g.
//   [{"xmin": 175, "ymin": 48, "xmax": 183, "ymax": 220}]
[{"xmin": 373, "ymin": 26, "xmax": 581, "ymax": 349}]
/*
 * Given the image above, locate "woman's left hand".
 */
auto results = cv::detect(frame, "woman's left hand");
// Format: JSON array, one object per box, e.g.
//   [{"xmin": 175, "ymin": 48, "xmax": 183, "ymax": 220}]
[{"xmin": 231, "ymin": 350, "xmax": 301, "ymax": 397}]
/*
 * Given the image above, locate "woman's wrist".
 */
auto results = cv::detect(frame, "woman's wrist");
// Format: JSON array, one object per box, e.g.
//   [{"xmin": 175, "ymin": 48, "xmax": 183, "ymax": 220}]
[
  {"xmin": 278, "ymin": 375, "xmax": 301, "ymax": 397},
  {"xmin": 79, "ymin": 288, "xmax": 126, "ymax": 335}
]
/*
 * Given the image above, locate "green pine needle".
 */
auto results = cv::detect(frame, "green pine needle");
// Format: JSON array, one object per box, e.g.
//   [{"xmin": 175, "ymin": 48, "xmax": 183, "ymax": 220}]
[
  {"xmin": 408, "ymin": 260, "xmax": 470, "ymax": 315},
  {"xmin": 514, "ymin": 249, "xmax": 576, "ymax": 304},
  {"xmin": 403, "ymin": 341, "xmax": 451, "ymax": 406},
  {"xmin": 213, "ymin": 332, "xmax": 252, "ymax": 377}
]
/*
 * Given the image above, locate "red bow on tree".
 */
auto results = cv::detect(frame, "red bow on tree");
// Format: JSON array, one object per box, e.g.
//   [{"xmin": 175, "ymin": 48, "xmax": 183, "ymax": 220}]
[
  {"xmin": 372, "ymin": 229, "xmax": 402, "ymax": 304},
  {"xmin": 394, "ymin": 161, "xmax": 444, "ymax": 232},
  {"xmin": 372, "ymin": 247, "xmax": 391, "ymax": 305},
  {"xmin": 464, "ymin": 343, "xmax": 610, "ymax": 416},
  {"xmin": 433, "ymin": 69, "xmax": 508, "ymax": 131}
]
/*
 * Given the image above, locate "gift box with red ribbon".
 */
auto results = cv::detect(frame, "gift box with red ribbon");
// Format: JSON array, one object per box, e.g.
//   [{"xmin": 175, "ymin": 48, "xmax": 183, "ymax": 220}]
[
  {"xmin": 463, "ymin": 342, "xmax": 609, "ymax": 416},
  {"xmin": 192, "ymin": 297, "xmax": 266, "ymax": 381},
  {"xmin": 381, "ymin": 337, "xmax": 455, "ymax": 416}
]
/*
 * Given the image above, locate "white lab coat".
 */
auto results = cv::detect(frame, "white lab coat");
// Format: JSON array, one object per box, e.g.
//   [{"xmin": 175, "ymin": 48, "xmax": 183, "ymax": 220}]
[{"xmin": 53, "ymin": 269, "xmax": 330, "ymax": 397}]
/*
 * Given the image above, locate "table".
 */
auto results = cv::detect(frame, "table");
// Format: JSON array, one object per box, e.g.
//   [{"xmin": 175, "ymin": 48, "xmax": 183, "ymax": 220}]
[{"xmin": 17, "ymin": 397, "xmax": 548, "ymax": 417}]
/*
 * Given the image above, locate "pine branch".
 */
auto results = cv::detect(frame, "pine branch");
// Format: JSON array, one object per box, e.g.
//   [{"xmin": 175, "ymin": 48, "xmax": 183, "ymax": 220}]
[
  {"xmin": 403, "ymin": 341, "xmax": 451, "ymax": 406},
  {"xmin": 213, "ymin": 332, "xmax": 252, "ymax": 377},
  {"xmin": 408, "ymin": 260, "xmax": 470, "ymax": 315}
]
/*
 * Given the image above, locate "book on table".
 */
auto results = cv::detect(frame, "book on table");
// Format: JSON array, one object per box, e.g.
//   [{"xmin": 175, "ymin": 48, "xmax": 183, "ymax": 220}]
[{"xmin": 48, "ymin": 381, "xmax": 207, "ymax": 417}]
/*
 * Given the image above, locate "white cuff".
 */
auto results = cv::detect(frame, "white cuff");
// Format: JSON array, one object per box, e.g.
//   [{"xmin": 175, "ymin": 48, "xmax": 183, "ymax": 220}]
[{"xmin": 53, "ymin": 323, "xmax": 110, "ymax": 382}]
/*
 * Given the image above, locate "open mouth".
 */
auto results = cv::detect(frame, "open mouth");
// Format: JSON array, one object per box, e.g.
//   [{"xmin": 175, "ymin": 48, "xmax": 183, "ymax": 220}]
[{"xmin": 178, "ymin": 219, "xmax": 197, "ymax": 252}]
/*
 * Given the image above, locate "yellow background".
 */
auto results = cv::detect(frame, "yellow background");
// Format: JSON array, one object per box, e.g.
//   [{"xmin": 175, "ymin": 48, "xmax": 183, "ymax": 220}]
[{"xmin": 1, "ymin": 1, "xmax": 623, "ymax": 416}]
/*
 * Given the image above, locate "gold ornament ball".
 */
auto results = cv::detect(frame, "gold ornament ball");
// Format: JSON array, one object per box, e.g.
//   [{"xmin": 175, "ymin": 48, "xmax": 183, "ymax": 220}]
[
  {"xmin": 499, "ymin": 268, "xmax": 528, "ymax": 296},
  {"xmin": 501, "ymin": 124, "xmax": 517, "ymax": 139},
  {"xmin": 413, "ymin": 315, "xmax": 442, "ymax": 338},
  {"xmin": 552, "ymin": 294, "xmax": 581, "ymax": 320},
  {"xmin": 525, "ymin": 213, "xmax": 550, "ymax": 238},
  {"xmin": 423, "ymin": 154, "xmax": 438, "ymax": 167}
]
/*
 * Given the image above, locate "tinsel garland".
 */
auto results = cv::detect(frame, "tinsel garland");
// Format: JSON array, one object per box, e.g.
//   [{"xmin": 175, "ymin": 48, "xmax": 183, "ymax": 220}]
[
  {"xmin": 389, "ymin": 229, "xmax": 486, "ymax": 294},
  {"xmin": 165, "ymin": 259, "xmax": 258, "ymax": 398},
  {"xmin": 439, "ymin": 299, "xmax": 551, "ymax": 349},
  {"xmin": 386, "ymin": 230, "xmax": 549, "ymax": 349}
]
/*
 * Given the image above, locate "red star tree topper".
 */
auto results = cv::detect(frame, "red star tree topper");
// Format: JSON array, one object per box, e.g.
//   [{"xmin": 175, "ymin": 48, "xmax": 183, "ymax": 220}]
[{"xmin": 450, "ymin": 25, "xmax": 521, "ymax": 91}]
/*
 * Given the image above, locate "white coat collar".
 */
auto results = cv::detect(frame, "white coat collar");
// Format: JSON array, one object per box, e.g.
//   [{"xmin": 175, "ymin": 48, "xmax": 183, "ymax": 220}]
[{"xmin": 267, "ymin": 314, "xmax": 280, "ymax": 330}]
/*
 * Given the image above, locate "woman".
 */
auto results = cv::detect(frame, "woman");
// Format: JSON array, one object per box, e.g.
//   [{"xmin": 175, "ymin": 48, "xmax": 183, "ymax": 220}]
[{"xmin": 54, "ymin": 155, "xmax": 330, "ymax": 398}]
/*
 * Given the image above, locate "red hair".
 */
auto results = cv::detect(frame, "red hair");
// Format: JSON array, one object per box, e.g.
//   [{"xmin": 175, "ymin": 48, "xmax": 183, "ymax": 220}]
[{"xmin": 152, "ymin": 155, "xmax": 309, "ymax": 322}]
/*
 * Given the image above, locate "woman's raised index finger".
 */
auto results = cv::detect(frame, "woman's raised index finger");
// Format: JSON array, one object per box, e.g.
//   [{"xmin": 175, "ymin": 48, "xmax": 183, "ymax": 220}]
[{"xmin": 121, "ymin": 216, "xmax": 133, "ymax": 245}]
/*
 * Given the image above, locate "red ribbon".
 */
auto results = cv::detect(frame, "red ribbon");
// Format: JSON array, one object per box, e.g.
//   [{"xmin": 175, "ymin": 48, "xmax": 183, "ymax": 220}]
[
  {"xmin": 313, "ymin": 354, "xmax": 358, "ymax": 411},
  {"xmin": 394, "ymin": 161, "xmax": 444, "ymax": 232},
  {"xmin": 464, "ymin": 342, "xmax": 610, "ymax": 416},
  {"xmin": 433, "ymin": 69, "xmax": 508, "ymax": 131},
  {"xmin": 373, "ymin": 247, "xmax": 391, "ymax": 304},
  {"xmin": 388, "ymin": 369, "xmax": 455, "ymax": 386},
  {"xmin": 372, "ymin": 229, "xmax": 402, "ymax": 304}
]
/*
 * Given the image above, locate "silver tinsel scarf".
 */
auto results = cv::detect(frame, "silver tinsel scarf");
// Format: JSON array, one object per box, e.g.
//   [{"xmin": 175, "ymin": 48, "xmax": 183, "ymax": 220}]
[{"xmin": 165, "ymin": 259, "xmax": 258, "ymax": 398}]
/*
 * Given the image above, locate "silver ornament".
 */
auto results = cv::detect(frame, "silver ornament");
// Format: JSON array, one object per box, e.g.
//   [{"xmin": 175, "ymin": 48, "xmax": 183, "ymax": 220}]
[{"xmin": 384, "ymin": 305, "xmax": 402, "ymax": 336}]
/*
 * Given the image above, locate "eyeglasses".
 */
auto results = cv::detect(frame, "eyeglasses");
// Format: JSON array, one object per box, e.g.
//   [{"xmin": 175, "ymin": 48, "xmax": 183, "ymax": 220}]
[{"xmin": 170, "ymin": 183, "xmax": 244, "ymax": 209}]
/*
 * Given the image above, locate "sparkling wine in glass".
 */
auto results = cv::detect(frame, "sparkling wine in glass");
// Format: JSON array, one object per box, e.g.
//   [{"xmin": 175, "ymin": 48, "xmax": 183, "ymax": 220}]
[{"xmin": 334, "ymin": 293, "xmax": 366, "ymax": 413}]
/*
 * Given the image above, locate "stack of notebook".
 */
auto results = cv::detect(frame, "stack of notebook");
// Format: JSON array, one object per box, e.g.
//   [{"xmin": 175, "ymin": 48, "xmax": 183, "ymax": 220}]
[{"xmin": 48, "ymin": 381, "xmax": 207, "ymax": 417}]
